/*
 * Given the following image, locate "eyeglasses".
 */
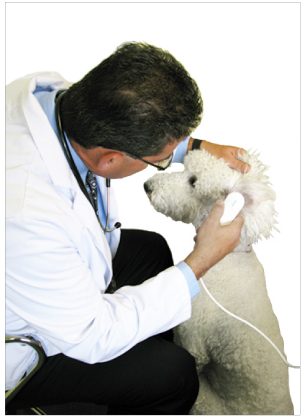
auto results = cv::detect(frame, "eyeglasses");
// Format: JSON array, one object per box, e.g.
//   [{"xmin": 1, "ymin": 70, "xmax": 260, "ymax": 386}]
[{"xmin": 125, "ymin": 151, "xmax": 174, "ymax": 171}]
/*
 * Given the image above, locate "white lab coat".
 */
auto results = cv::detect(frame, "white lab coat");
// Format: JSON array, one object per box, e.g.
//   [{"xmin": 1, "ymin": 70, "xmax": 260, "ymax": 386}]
[{"xmin": 5, "ymin": 72, "xmax": 192, "ymax": 390}]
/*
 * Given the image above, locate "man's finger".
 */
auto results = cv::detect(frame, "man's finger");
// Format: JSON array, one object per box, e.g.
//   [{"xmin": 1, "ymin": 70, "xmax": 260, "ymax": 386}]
[
  {"xmin": 228, "ymin": 158, "xmax": 251, "ymax": 173},
  {"xmin": 233, "ymin": 213, "xmax": 244, "ymax": 226}
]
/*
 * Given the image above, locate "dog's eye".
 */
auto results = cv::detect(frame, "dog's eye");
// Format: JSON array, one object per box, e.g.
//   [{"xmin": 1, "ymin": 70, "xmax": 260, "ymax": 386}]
[{"xmin": 189, "ymin": 176, "xmax": 197, "ymax": 187}]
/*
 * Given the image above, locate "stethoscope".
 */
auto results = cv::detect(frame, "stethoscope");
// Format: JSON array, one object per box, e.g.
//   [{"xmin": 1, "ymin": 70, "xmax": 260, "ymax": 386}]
[{"xmin": 55, "ymin": 90, "xmax": 121, "ymax": 234}]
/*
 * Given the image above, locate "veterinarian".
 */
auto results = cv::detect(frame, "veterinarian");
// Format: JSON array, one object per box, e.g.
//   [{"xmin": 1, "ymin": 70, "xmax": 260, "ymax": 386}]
[{"xmin": 6, "ymin": 42, "xmax": 248, "ymax": 414}]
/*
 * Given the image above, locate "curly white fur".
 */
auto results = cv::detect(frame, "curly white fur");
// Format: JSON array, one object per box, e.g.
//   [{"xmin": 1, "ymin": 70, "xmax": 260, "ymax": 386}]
[
  {"xmin": 145, "ymin": 149, "xmax": 278, "ymax": 251},
  {"xmin": 144, "ymin": 150, "xmax": 293, "ymax": 415}
]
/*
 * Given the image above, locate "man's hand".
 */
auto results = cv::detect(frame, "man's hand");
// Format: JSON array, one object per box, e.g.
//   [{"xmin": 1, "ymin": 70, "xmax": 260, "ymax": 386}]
[
  {"xmin": 184, "ymin": 201, "xmax": 244, "ymax": 279},
  {"xmin": 188, "ymin": 138, "xmax": 251, "ymax": 173}
]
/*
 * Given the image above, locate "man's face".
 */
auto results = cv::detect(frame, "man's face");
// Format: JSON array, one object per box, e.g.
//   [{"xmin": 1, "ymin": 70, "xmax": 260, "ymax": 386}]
[
  {"xmin": 110, "ymin": 140, "xmax": 180, "ymax": 178},
  {"xmin": 72, "ymin": 139, "xmax": 184, "ymax": 179}
]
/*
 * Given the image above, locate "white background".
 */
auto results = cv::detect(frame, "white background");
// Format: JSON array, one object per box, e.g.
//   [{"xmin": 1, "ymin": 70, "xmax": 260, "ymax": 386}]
[{"xmin": 6, "ymin": 2, "xmax": 301, "ymax": 413}]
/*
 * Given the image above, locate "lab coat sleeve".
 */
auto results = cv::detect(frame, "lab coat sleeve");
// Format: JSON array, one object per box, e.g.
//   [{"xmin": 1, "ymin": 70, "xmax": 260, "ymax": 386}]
[{"xmin": 6, "ymin": 216, "xmax": 191, "ymax": 364}]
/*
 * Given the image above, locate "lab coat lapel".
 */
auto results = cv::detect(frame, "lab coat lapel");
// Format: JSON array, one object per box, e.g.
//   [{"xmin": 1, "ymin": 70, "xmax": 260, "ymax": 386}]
[
  {"xmin": 20, "ymin": 73, "xmax": 113, "ymax": 263},
  {"xmin": 72, "ymin": 187, "xmax": 113, "ymax": 263}
]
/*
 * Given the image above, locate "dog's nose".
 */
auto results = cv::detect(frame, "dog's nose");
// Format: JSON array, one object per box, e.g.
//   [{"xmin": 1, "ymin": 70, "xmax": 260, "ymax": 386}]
[{"xmin": 144, "ymin": 181, "xmax": 153, "ymax": 195}]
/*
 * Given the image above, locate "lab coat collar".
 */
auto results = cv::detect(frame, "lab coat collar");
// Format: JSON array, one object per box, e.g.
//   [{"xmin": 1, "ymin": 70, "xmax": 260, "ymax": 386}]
[{"xmin": 21, "ymin": 72, "xmax": 74, "ymax": 190}]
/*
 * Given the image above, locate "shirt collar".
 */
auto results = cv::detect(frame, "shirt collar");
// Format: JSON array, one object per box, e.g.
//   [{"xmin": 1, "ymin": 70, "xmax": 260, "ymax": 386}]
[{"xmin": 35, "ymin": 88, "xmax": 88, "ymax": 182}]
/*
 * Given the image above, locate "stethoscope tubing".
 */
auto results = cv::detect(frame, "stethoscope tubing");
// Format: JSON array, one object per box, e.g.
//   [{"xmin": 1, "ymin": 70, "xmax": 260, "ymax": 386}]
[{"xmin": 54, "ymin": 91, "xmax": 117, "ymax": 234}]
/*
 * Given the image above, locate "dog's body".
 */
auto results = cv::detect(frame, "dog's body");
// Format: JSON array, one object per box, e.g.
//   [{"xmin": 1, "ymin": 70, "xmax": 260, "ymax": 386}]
[
  {"xmin": 175, "ymin": 251, "xmax": 292, "ymax": 414},
  {"xmin": 144, "ymin": 149, "xmax": 293, "ymax": 414}
]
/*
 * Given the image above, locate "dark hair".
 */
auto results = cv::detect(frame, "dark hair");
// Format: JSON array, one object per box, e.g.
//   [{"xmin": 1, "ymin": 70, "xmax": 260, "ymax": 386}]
[{"xmin": 60, "ymin": 42, "xmax": 203, "ymax": 157}]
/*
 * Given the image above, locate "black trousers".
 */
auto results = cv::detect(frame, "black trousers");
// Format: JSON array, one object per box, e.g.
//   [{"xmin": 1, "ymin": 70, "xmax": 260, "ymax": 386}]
[{"xmin": 8, "ymin": 230, "xmax": 199, "ymax": 415}]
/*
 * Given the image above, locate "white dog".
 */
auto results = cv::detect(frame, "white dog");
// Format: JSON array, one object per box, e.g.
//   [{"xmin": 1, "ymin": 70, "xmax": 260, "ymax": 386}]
[{"xmin": 144, "ymin": 149, "xmax": 294, "ymax": 415}]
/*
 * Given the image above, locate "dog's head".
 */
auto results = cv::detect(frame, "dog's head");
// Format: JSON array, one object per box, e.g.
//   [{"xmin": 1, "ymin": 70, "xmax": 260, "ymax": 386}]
[{"xmin": 144, "ymin": 149, "xmax": 277, "ymax": 251}]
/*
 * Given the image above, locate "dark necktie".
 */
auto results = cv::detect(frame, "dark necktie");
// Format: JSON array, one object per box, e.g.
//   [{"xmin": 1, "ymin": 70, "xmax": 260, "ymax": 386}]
[
  {"xmin": 85, "ymin": 170, "xmax": 99, "ymax": 215},
  {"xmin": 85, "ymin": 170, "xmax": 117, "ymax": 294}
]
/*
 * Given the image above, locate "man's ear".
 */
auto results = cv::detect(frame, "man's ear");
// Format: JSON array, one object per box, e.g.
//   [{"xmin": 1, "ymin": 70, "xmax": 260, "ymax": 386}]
[
  {"xmin": 96, "ymin": 151, "xmax": 124, "ymax": 172},
  {"xmin": 69, "ymin": 139, "xmax": 126, "ymax": 176}
]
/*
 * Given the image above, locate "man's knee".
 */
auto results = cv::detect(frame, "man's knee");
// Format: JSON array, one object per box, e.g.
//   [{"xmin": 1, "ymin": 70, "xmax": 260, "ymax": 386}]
[
  {"xmin": 147, "ymin": 342, "xmax": 199, "ymax": 415},
  {"xmin": 166, "ymin": 345, "xmax": 199, "ymax": 414},
  {"xmin": 107, "ymin": 337, "xmax": 199, "ymax": 415},
  {"xmin": 137, "ymin": 338, "xmax": 199, "ymax": 414},
  {"xmin": 143, "ymin": 231, "xmax": 173, "ymax": 268}
]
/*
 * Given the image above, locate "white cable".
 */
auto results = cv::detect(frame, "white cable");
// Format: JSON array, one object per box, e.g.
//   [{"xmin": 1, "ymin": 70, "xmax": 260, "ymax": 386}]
[{"xmin": 200, "ymin": 278, "xmax": 300, "ymax": 369}]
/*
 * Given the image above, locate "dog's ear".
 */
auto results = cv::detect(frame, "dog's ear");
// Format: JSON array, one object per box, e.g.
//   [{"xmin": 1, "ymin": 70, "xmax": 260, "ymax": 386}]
[
  {"xmin": 184, "ymin": 149, "xmax": 278, "ymax": 246},
  {"xmin": 230, "ymin": 152, "xmax": 278, "ymax": 245}
]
